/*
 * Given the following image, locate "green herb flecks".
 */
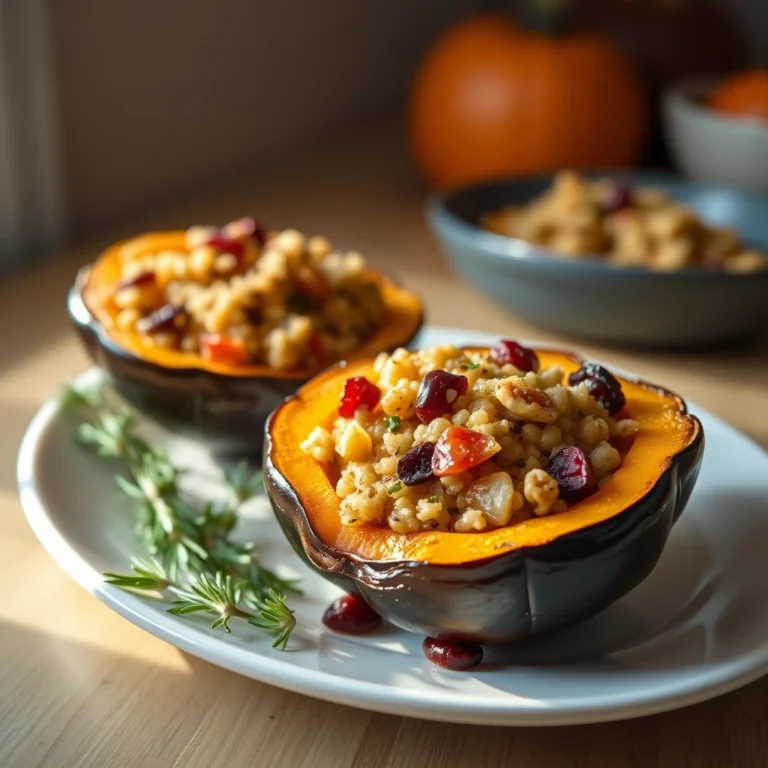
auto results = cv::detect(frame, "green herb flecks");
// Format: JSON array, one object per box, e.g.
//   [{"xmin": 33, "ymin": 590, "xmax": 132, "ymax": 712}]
[{"xmin": 384, "ymin": 415, "xmax": 401, "ymax": 433}]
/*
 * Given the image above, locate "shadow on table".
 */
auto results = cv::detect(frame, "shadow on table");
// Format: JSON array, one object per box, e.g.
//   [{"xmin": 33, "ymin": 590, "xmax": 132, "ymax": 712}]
[
  {"xmin": 0, "ymin": 400, "xmax": 39, "ymax": 492},
  {"xmin": 0, "ymin": 256, "xmax": 80, "ymax": 371},
  {"xmin": 0, "ymin": 615, "xmax": 765, "ymax": 768}
]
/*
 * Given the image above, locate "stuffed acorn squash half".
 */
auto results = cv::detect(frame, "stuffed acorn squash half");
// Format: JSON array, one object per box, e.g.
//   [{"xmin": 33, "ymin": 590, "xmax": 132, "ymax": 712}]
[
  {"xmin": 265, "ymin": 340, "xmax": 703, "ymax": 666},
  {"xmin": 68, "ymin": 218, "xmax": 423, "ymax": 455}
]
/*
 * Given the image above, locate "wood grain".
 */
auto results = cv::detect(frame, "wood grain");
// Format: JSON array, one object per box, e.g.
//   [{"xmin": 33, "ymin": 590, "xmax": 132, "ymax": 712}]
[{"xmin": 1, "ymin": 121, "xmax": 766, "ymax": 768}]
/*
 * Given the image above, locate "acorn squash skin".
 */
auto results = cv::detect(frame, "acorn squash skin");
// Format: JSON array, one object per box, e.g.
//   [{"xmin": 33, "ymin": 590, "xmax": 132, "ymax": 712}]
[
  {"xmin": 264, "ymin": 352, "xmax": 704, "ymax": 644},
  {"xmin": 68, "ymin": 254, "xmax": 423, "ymax": 458},
  {"xmin": 70, "ymin": 280, "xmax": 298, "ymax": 456}
]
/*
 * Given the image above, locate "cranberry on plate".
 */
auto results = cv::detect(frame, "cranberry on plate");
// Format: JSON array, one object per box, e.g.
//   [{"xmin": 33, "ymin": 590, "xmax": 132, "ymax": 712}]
[
  {"xmin": 322, "ymin": 594, "xmax": 381, "ymax": 635},
  {"xmin": 423, "ymin": 637, "xmax": 483, "ymax": 671}
]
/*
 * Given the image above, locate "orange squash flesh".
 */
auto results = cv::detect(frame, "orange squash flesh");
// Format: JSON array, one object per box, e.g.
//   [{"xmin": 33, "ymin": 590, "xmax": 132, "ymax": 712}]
[
  {"xmin": 82, "ymin": 231, "xmax": 423, "ymax": 378},
  {"xmin": 270, "ymin": 349, "xmax": 700, "ymax": 565}
]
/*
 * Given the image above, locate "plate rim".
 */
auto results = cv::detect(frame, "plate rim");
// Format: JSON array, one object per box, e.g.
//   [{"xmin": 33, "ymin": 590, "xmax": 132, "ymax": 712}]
[{"xmin": 16, "ymin": 326, "xmax": 768, "ymax": 726}]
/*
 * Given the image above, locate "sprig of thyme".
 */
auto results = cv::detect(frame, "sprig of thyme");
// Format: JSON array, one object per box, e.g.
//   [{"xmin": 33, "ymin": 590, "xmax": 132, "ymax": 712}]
[
  {"xmin": 63, "ymin": 383, "xmax": 299, "ymax": 648},
  {"xmin": 105, "ymin": 558, "xmax": 296, "ymax": 648}
]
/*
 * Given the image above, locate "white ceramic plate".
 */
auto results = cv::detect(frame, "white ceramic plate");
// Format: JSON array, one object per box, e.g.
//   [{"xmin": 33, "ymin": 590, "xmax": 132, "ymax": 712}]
[{"xmin": 17, "ymin": 327, "xmax": 768, "ymax": 726}]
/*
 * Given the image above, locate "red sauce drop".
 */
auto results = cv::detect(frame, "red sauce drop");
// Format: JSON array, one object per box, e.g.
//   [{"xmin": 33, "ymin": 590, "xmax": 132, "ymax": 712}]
[
  {"xmin": 322, "ymin": 595, "xmax": 382, "ymax": 635},
  {"xmin": 423, "ymin": 637, "xmax": 483, "ymax": 670}
]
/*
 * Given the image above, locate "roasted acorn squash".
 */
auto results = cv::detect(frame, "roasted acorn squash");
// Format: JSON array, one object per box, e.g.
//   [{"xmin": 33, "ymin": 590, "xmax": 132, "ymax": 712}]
[
  {"xmin": 265, "ymin": 347, "xmax": 704, "ymax": 644},
  {"xmin": 68, "ymin": 232, "xmax": 423, "ymax": 455}
]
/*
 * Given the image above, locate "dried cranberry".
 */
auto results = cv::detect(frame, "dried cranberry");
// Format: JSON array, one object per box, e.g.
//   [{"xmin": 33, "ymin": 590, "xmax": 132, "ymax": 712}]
[
  {"xmin": 307, "ymin": 334, "xmax": 325, "ymax": 368},
  {"xmin": 223, "ymin": 216, "xmax": 266, "ymax": 246},
  {"xmin": 339, "ymin": 376, "xmax": 380, "ymax": 418},
  {"xmin": 243, "ymin": 302, "xmax": 263, "ymax": 325},
  {"xmin": 490, "ymin": 340, "xmax": 539, "ymax": 372},
  {"xmin": 432, "ymin": 426, "xmax": 500, "ymax": 476},
  {"xmin": 568, "ymin": 362, "xmax": 626, "ymax": 415},
  {"xmin": 205, "ymin": 234, "xmax": 245, "ymax": 258},
  {"xmin": 287, "ymin": 291, "xmax": 316, "ymax": 314},
  {"xmin": 117, "ymin": 270, "xmax": 156, "ymax": 291},
  {"xmin": 601, "ymin": 180, "xmax": 632, "ymax": 214},
  {"xmin": 322, "ymin": 594, "xmax": 382, "ymax": 635},
  {"xmin": 396, "ymin": 441, "xmax": 436, "ymax": 486},
  {"xmin": 250, "ymin": 220, "xmax": 267, "ymax": 247},
  {"xmin": 545, "ymin": 446, "xmax": 598, "ymax": 503},
  {"xmin": 423, "ymin": 637, "xmax": 483, "ymax": 671},
  {"xmin": 136, "ymin": 304, "xmax": 187, "ymax": 334},
  {"xmin": 295, "ymin": 265, "xmax": 331, "ymax": 303},
  {"xmin": 415, "ymin": 370, "xmax": 468, "ymax": 423}
]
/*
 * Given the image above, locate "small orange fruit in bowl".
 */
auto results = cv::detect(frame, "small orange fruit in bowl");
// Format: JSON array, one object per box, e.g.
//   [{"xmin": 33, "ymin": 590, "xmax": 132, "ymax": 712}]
[{"xmin": 706, "ymin": 68, "xmax": 768, "ymax": 123}]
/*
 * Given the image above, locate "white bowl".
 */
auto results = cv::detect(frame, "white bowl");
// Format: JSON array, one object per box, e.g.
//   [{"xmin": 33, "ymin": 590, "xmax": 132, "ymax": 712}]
[{"xmin": 663, "ymin": 75, "xmax": 768, "ymax": 195}]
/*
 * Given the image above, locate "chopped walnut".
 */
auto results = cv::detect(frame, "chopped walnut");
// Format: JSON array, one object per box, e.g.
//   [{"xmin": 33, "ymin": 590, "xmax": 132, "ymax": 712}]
[
  {"xmin": 523, "ymin": 469, "xmax": 560, "ymax": 516},
  {"xmin": 495, "ymin": 378, "xmax": 558, "ymax": 423}
]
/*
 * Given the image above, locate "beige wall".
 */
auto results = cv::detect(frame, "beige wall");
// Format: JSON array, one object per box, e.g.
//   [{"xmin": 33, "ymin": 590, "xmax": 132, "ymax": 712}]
[{"xmin": 48, "ymin": 0, "xmax": 476, "ymax": 236}]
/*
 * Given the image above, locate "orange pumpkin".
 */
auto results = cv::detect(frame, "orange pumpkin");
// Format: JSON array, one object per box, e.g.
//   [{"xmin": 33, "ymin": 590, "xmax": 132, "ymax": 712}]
[
  {"xmin": 408, "ymin": 13, "xmax": 647, "ymax": 189},
  {"xmin": 707, "ymin": 69, "xmax": 768, "ymax": 123}
]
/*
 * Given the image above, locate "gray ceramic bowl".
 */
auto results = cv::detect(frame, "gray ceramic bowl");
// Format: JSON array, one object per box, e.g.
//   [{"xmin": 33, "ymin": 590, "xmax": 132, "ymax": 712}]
[
  {"xmin": 663, "ymin": 75, "xmax": 768, "ymax": 195},
  {"xmin": 425, "ymin": 172, "xmax": 768, "ymax": 348}
]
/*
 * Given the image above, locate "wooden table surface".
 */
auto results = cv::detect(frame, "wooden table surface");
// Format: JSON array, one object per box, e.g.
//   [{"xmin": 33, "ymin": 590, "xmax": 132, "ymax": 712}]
[{"xmin": 1, "ymin": 124, "xmax": 767, "ymax": 768}]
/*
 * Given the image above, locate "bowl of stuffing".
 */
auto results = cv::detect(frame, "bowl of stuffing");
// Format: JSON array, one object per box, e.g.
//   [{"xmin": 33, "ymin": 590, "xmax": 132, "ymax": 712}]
[
  {"xmin": 68, "ymin": 218, "xmax": 423, "ymax": 454},
  {"xmin": 426, "ymin": 170, "xmax": 768, "ymax": 347},
  {"xmin": 265, "ymin": 339, "xmax": 703, "ymax": 664}
]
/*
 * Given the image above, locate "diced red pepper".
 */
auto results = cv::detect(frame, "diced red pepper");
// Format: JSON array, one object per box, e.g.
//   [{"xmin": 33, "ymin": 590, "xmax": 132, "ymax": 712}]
[
  {"xmin": 339, "ymin": 376, "xmax": 381, "ymax": 418},
  {"xmin": 200, "ymin": 333, "xmax": 247, "ymax": 366},
  {"xmin": 432, "ymin": 426, "xmax": 500, "ymax": 476}
]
